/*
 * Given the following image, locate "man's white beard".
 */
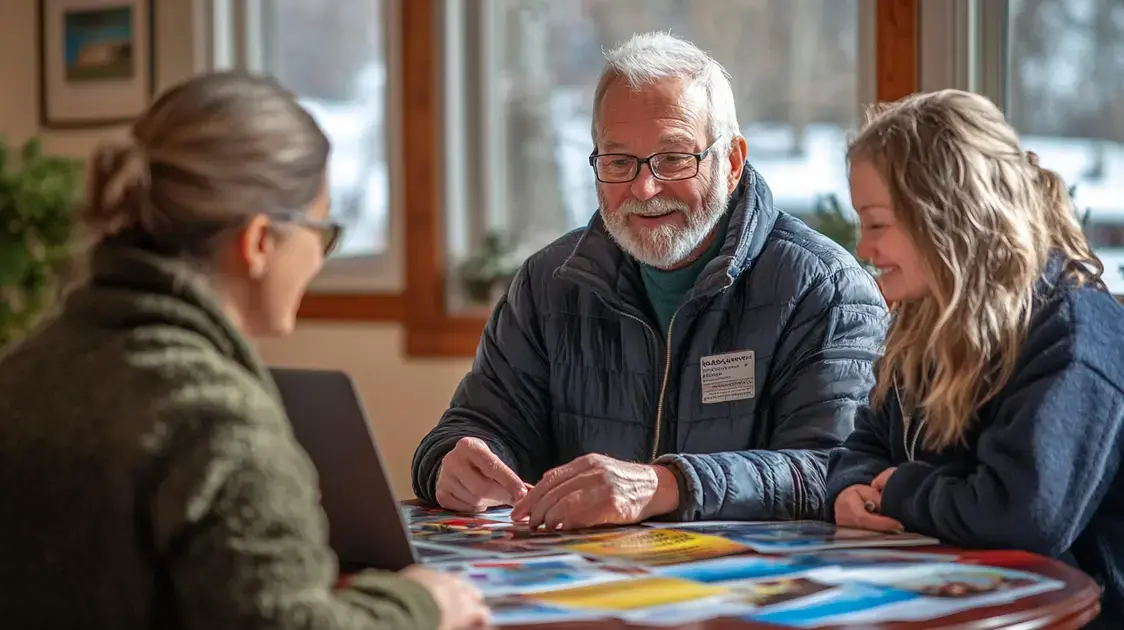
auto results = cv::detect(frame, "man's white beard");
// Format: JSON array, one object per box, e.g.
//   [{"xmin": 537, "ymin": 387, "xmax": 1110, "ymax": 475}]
[{"xmin": 599, "ymin": 164, "xmax": 730, "ymax": 269}]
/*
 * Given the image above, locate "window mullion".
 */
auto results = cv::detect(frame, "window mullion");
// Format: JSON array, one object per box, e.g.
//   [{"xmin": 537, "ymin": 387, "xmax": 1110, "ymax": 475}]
[
  {"xmin": 976, "ymin": 0, "xmax": 1008, "ymax": 110},
  {"xmin": 919, "ymin": 0, "xmax": 976, "ymax": 93}
]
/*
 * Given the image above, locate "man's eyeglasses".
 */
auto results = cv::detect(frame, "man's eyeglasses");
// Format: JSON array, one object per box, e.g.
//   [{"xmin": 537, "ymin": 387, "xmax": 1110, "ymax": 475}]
[
  {"xmin": 588, "ymin": 139, "xmax": 719, "ymax": 184},
  {"xmin": 273, "ymin": 212, "xmax": 343, "ymax": 256}
]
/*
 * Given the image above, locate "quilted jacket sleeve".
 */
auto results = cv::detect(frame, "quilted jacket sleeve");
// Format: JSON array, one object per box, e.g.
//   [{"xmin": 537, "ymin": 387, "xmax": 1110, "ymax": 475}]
[
  {"xmin": 152, "ymin": 379, "xmax": 440, "ymax": 630},
  {"xmin": 411, "ymin": 262, "xmax": 554, "ymax": 504},
  {"xmin": 657, "ymin": 265, "xmax": 886, "ymax": 522}
]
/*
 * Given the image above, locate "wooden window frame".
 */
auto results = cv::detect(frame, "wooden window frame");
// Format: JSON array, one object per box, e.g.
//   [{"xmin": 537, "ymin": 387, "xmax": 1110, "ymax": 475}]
[{"xmin": 299, "ymin": 0, "xmax": 920, "ymax": 358}]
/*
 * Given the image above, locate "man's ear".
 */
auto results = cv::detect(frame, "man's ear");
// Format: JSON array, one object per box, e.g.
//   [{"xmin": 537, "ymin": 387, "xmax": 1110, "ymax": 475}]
[
  {"xmin": 237, "ymin": 214, "xmax": 273, "ymax": 280},
  {"xmin": 726, "ymin": 136, "xmax": 749, "ymax": 193}
]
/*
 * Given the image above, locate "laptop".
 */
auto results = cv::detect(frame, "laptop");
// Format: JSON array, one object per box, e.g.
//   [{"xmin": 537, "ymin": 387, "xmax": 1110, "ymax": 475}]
[{"xmin": 268, "ymin": 366, "xmax": 419, "ymax": 573}]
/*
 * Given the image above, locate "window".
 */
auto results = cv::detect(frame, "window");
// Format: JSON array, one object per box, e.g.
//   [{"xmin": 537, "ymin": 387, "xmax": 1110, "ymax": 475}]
[
  {"xmin": 444, "ymin": 0, "xmax": 870, "ymax": 312},
  {"xmin": 221, "ymin": 0, "xmax": 403, "ymax": 293},
  {"xmin": 1003, "ymin": 0, "xmax": 1124, "ymax": 294}
]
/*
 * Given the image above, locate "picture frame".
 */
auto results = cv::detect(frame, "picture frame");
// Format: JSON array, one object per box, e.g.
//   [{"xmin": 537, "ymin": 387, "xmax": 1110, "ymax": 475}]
[{"xmin": 38, "ymin": 0, "xmax": 156, "ymax": 129}]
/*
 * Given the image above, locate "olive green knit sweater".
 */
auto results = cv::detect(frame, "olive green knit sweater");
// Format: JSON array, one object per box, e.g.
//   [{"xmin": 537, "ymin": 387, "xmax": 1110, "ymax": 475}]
[{"xmin": 0, "ymin": 242, "xmax": 439, "ymax": 630}]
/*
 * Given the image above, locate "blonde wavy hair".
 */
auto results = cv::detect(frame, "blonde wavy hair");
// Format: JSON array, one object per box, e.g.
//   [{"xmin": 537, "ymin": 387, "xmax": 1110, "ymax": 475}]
[{"xmin": 848, "ymin": 89, "xmax": 1103, "ymax": 451}]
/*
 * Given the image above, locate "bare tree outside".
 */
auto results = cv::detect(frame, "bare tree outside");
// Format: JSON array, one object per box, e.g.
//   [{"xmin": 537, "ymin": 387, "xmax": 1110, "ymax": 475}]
[
  {"xmin": 268, "ymin": 0, "xmax": 390, "ymax": 260},
  {"xmin": 1008, "ymin": 0, "xmax": 1124, "ymax": 291}
]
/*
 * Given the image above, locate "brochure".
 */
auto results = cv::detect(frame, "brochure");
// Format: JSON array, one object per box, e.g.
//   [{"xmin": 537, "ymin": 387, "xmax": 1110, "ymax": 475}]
[
  {"xmin": 654, "ymin": 553, "xmax": 812, "ymax": 583},
  {"xmin": 785, "ymin": 548, "xmax": 958, "ymax": 567},
  {"xmin": 527, "ymin": 576, "xmax": 730, "ymax": 611},
  {"xmin": 413, "ymin": 542, "xmax": 470, "ymax": 563},
  {"xmin": 746, "ymin": 562, "xmax": 1066, "ymax": 627},
  {"xmin": 561, "ymin": 527, "xmax": 751, "ymax": 566},
  {"xmin": 620, "ymin": 576, "xmax": 843, "ymax": 627},
  {"xmin": 485, "ymin": 594, "xmax": 605, "ymax": 626},
  {"xmin": 820, "ymin": 562, "xmax": 1064, "ymax": 600},
  {"xmin": 418, "ymin": 523, "xmax": 637, "ymax": 556},
  {"xmin": 427, "ymin": 553, "xmax": 649, "ymax": 597},
  {"xmin": 650, "ymin": 520, "xmax": 939, "ymax": 553},
  {"xmin": 401, "ymin": 504, "xmax": 513, "ymax": 525},
  {"xmin": 408, "ymin": 517, "xmax": 510, "ymax": 542},
  {"xmin": 745, "ymin": 581, "xmax": 919, "ymax": 628}
]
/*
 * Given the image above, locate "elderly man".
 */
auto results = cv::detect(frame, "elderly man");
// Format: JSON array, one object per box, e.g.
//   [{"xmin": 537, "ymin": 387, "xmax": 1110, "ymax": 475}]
[{"xmin": 411, "ymin": 32, "xmax": 886, "ymax": 529}]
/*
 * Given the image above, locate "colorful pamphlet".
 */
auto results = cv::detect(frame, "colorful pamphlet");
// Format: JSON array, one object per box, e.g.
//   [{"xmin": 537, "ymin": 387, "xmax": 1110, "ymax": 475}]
[
  {"xmin": 561, "ymin": 527, "xmax": 751, "ymax": 566},
  {"xmin": 427, "ymin": 554, "xmax": 647, "ymax": 596},
  {"xmin": 746, "ymin": 563, "xmax": 1065, "ymax": 627},
  {"xmin": 650, "ymin": 520, "xmax": 940, "ymax": 553}
]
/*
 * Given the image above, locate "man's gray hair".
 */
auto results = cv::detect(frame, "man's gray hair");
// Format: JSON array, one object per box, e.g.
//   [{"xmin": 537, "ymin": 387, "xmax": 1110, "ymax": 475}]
[{"xmin": 591, "ymin": 32, "xmax": 740, "ymax": 150}]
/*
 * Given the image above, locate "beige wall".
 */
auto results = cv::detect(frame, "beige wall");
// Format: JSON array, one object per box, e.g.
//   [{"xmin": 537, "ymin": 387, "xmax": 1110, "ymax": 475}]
[
  {"xmin": 0, "ymin": 0, "xmax": 200, "ymax": 156},
  {"xmin": 0, "ymin": 0, "xmax": 473, "ymax": 499}
]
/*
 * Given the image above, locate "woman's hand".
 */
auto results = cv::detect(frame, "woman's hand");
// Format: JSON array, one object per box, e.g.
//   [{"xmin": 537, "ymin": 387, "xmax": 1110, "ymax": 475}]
[
  {"xmin": 834, "ymin": 484, "xmax": 904, "ymax": 533},
  {"xmin": 400, "ymin": 566, "xmax": 490, "ymax": 630},
  {"xmin": 871, "ymin": 466, "xmax": 897, "ymax": 495}
]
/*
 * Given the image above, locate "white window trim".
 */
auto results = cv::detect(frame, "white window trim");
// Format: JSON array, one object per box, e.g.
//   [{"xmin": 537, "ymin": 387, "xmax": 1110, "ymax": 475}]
[
  {"xmin": 975, "ymin": 0, "xmax": 1007, "ymax": 110},
  {"xmin": 919, "ymin": 0, "xmax": 1007, "ymax": 105},
  {"xmin": 445, "ymin": 0, "xmax": 880, "ymax": 266},
  {"xmin": 921, "ymin": 0, "xmax": 1124, "ymax": 295},
  {"xmin": 919, "ymin": 0, "xmax": 977, "ymax": 94},
  {"xmin": 211, "ymin": 0, "xmax": 405, "ymax": 294}
]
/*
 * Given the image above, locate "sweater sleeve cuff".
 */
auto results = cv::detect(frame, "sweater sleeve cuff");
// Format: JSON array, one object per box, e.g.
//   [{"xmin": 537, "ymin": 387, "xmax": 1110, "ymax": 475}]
[
  {"xmin": 346, "ymin": 570, "xmax": 442, "ymax": 630},
  {"xmin": 824, "ymin": 472, "xmax": 882, "ymax": 522},
  {"xmin": 880, "ymin": 461, "xmax": 935, "ymax": 527}
]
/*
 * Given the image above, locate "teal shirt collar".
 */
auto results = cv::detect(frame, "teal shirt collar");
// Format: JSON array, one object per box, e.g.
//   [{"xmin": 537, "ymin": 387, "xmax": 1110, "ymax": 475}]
[{"xmin": 639, "ymin": 213, "xmax": 730, "ymax": 335}]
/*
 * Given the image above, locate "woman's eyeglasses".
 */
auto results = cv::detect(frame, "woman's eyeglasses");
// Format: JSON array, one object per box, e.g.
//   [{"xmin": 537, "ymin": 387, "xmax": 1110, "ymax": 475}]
[{"xmin": 273, "ymin": 212, "xmax": 343, "ymax": 256}]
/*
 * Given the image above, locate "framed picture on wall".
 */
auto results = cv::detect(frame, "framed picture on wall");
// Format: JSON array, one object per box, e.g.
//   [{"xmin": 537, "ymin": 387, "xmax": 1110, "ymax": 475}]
[{"xmin": 38, "ymin": 0, "xmax": 155, "ymax": 129}]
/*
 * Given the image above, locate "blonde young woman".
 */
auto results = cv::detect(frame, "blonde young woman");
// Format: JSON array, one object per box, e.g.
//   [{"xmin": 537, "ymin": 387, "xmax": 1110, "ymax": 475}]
[
  {"xmin": 825, "ymin": 89, "xmax": 1124, "ymax": 627},
  {"xmin": 0, "ymin": 72, "xmax": 487, "ymax": 629}
]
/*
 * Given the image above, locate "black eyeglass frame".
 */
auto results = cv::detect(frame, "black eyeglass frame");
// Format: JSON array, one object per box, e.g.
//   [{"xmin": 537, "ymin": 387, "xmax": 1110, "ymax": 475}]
[
  {"xmin": 272, "ymin": 211, "xmax": 344, "ymax": 257},
  {"xmin": 588, "ymin": 139, "xmax": 721, "ymax": 183}
]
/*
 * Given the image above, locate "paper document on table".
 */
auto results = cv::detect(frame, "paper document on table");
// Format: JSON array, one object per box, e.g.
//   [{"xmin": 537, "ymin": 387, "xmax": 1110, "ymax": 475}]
[
  {"xmin": 561, "ymin": 528, "xmax": 750, "ymax": 566},
  {"xmin": 647, "ymin": 520, "xmax": 939, "ymax": 553},
  {"xmin": 426, "ymin": 553, "xmax": 649, "ymax": 597},
  {"xmin": 745, "ymin": 562, "xmax": 1065, "ymax": 627}
]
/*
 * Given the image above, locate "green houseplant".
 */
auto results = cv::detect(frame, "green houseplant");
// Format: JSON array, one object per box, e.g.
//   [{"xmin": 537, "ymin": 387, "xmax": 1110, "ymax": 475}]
[
  {"xmin": 458, "ymin": 230, "xmax": 522, "ymax": 304},
  {"xmin": 812, "ymin": 193, "xmax": 873, "ymax": 274},
  {"xmin": 0, "ymin": 137, "xmax": 83, "ymax": 348}
]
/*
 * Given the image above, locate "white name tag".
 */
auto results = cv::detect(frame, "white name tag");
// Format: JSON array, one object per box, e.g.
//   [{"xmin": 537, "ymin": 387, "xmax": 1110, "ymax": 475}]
[{"xmin": 700, "ymin": 350, "xmax": 756, "ymax": 404}]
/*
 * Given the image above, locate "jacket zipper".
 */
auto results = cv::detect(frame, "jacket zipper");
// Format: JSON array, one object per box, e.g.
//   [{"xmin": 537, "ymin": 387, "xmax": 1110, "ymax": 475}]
[
  {"xmin": 650, "ymin": 311, "xmax": 679, "ymax": 462},
  {"xmin": 895, "ymin": 379, "xmax": 925, "ymax": 461},
  {"xmin": 600, "ymin": 302, "xmax": 678, "ymax": 464}
]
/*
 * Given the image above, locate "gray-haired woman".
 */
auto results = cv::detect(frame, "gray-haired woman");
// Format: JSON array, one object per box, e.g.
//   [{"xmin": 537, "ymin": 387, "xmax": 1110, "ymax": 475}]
[{"xmin": 0, "ymin": 71, "xmax": 487, "ymax": 630}]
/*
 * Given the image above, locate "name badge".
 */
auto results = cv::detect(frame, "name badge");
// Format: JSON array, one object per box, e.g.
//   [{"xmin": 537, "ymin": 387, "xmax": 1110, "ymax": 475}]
[{"xmin": 700, "ymin": 350, "xmax": 756, "ymax": 404}]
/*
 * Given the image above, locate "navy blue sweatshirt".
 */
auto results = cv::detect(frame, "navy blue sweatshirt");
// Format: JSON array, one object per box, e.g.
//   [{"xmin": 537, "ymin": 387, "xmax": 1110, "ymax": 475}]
[{"xmin": 826, "ymin": 257, "xmax": 1124, "ymax": 626}]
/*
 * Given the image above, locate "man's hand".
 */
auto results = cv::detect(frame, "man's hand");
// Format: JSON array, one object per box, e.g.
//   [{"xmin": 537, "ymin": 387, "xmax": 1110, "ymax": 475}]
[
  {"xmin": 509, "ymin": 454, "xmax": 680, "ymax": 530},
  {"xmin": 435, "ymin": 437, "xmax": 528, "ymax": 513},
  {"xmin": 834, "ymin": 484, "xmax": 904, "ymax": 533}
]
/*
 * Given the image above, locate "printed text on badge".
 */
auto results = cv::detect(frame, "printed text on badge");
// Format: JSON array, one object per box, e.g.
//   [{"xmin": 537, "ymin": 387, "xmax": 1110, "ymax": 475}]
[{"xmin": 700, "ymin": 350, "xmax": 755, "ymax": 404}]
